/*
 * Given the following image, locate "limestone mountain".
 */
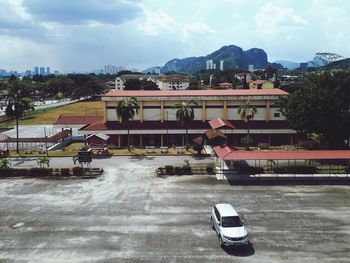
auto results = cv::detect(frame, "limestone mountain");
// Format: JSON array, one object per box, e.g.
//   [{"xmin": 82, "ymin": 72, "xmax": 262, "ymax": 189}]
[{"xmin": 161, "ymin": 45, "xmax": 268, "ymax": 73}]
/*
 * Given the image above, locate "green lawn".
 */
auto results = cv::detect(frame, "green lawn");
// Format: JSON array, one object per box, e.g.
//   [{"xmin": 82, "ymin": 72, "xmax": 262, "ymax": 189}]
[{"xmin": 0, "ymin": 101, "xmax": 104, "ymax": 128}]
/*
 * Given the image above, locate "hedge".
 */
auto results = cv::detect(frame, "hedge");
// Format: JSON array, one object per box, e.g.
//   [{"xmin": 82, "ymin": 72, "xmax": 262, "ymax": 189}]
[
  {"xmin": 60, "ymin": 168, "xmax": 71, "ymax": 176},
  {"xmin": 28, "ymin": 168, "xmax": 53, "ymax": 177},
  {"xmin": 0, "ymin": 168, "xmax": 28, "ymax": 177},
  {"xmin": 273, "ymin": 165, "xmax": 318, "ymax": 174},
  {"xmin": 72, "ymin": 166, "xmax": 84, "ymax": 176}
]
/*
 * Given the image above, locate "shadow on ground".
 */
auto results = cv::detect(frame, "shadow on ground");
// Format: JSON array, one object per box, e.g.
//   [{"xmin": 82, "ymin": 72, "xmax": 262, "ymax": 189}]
[
  {"xmin": 223, "ymin": 243, "xmax": 255, "ymax": 257},
  {"xmin": 226, "ymin": 177, "xmax": 350, "ymax": 186}
]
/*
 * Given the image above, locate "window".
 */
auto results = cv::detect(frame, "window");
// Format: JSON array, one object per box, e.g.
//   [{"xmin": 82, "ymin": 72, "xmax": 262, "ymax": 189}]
[
  {"xmin": 274, "ymin": 112, "xmax": 281, "ymax": 118},
  {"xmin": 214, "ymin": 207, "xmax": 220, "ymax": 221}
]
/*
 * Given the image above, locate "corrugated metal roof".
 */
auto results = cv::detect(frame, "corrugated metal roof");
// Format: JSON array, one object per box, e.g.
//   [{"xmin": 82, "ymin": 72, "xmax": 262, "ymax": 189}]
[
  {"xmin": 209, "ymin": 118, "xmax": 235, "ymax": 129},
  {"xmin": 213, "ymin": 145, "xmax": 350, "ymax": 160},
  {"xmin": 103, "ymin": 89, "xmax": 288, "ymax": 97}
]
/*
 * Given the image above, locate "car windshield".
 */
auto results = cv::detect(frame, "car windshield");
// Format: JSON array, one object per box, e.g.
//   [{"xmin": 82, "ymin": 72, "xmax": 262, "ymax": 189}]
[{"xmin": 221, "ymin": 216, "xmax": 243, "ymax": 227}]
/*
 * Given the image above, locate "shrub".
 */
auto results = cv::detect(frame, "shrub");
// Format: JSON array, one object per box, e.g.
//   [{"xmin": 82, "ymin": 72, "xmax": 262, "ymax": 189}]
[
  {"xmin": 72, "ymin": 166, "xmax": 84, "ymax": 176},
  {"xmin": 257, "ymin": 143, "xmax": 269, "ymax": 150},
  {"xmin": 174, "ymin": 166, "xmax": 183, "ymax": 175},
  {"xmin": 182, "ymin": 165, "xmax": 192, "ymax": 174},
  {"xmin": 165, "ymin": 165, "xmax": 174, "ymax": 173},
  {"xmin": 28, "ymin": 168, "xmax": 53, "ymax": 177},
  {"xmin": 273, "ymin": 165, "xmax": 318, "ymax": 174},
  {"xmin": 0, "ymin": 168, "xmax": 28, "ymax": 177},
  {"xmin": 206, "ymin": 164, "xmax": 215, "ymax": 174},
  {"xmin": 60, "ymin": 168, "xmax": 71, "ymax": 176}
]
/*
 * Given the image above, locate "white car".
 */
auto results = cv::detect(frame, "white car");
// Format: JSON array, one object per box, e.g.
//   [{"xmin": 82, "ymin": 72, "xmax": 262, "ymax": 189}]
[{"xmin": 211, "ymin": 203, "xmax": 249, "ymax": 247}]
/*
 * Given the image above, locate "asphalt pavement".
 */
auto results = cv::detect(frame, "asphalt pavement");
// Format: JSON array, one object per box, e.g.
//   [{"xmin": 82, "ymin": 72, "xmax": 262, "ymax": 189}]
[{"xmin": 0, "ymin": 156, "xmax": 349, "ymax": 262}]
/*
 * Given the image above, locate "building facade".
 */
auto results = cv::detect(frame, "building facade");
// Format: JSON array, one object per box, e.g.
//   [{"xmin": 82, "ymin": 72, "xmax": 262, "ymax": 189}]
[{"xmin": 79, "ymin": 89, "xmax": 297, "ymax": 147}]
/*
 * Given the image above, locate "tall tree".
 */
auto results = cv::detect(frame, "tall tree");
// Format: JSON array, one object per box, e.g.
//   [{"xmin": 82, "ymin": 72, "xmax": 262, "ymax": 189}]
[
  {"xmin": 313, "ymin": 52, "xmax": 343, "ymax": 71},
  {"xmin": 173, "ymin": 100, "xmax": 198, "ymax": 146},
  {"xmin": 238, "ymin": 100, "xmax": 257, "ymax": 150},
  {"xmin": 116, "ymin": 97, "xmax": 139, "ymax": 150},
  {"xmin": 277, "ymin": 71, "xmax": 350, "ymax": 148},
  {"xmin": 5, "ymin": 80, "xmax": 34, "ymax": 154}
]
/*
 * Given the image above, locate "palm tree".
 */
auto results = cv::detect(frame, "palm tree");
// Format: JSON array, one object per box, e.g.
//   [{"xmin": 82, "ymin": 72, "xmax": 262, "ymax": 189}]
[
  {"xmin": 116, "ymin": 97, "xmax": 139, "ymax": 151},
  {"xmin": 0, "ymin": 158, "xmax": 12, "ymax": 168},
  {"xmin": 173, "ymin": 100, "xmax": 198, "ymax": 146},
  {"xmin": 238, "ymin": 100, "xmax": 257, "ymax": 150},
  {"xmin": 37, "ymin": 157, "xmax": 50, "ymax": 168},
  {"xmin": 5, "ymin": 80, "xmax": 33, "ymax": 154}
]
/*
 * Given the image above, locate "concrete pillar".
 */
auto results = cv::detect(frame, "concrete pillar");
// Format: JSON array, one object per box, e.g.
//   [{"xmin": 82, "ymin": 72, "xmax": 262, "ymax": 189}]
[
  {"xmin": 266, "ymin": 100, "xmax": 271, "ymax": 122},
  {"xmin": 139, "ymin": 101, "xmax": 143, "ymax": 123},
  {"xmin": 223, "ymin": 100, "xmax": 228, "ymax": 120},
  {"xmin": 103, "ymin": 101, "xmax": 107, "ymax": 123},
  {"xmin": 161, "ymin": 134, "xmax": 164, "ymax": 146},
  {"xmin": 202, "ymin": 100, "xmax": 206, "ymax": 122},
  {"xmin": 160, "ymin": 101, "xmax": 164, "ymax": 123},
  {"xmin": 118, "ymin": 135, "xmax": 121, "ymax": 147},
  {"xmin": 140, "ymin": 135, "xmax": 143, "ymax": 147}
]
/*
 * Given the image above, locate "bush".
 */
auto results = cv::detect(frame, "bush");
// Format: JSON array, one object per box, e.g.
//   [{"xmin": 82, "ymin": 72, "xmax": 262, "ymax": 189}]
[
  {"xmin": 174, "ymin": 166, "xmax": 183, "ymax": 175},
  {"xmin": 237, "ymin": 166, "xmax": 264, "ymax": 174},
  {"xmin": 72, "ymin": 166, "xmax": 84, "ymax": 176},
  {"xmin": 182, "ymin": 165, "xmax": 192, "ymax": 174},
  {"xmin": 165, "ymin": 165, "xmax": 174, "ymax": 173},
  {"xmin": 28, "ymin": 168, "xmax": 53, "ymax": 177},
  {"xmin": 206, "ymin": 164, "xmax": 215, "ymax": 174},
  {"xmin": 257, "ymin": 143, "xmax": 269, "ymax": 150},
  {"xmin": 0, "ymin": 168, "xmax": 28, "ymax": 177},
  {"xmin": 60, "ymin": 168, "xmax": 71, "ymax": 176},
  {"xmin": 273, "ymin": 165, "xmax": 318, "ymax": 174}
]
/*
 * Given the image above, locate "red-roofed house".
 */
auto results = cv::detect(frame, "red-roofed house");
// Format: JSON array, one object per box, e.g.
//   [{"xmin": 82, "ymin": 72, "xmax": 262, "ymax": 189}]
[{"xmin": 74, "ymin": 89, "xmax": 298, "ymax": 147}]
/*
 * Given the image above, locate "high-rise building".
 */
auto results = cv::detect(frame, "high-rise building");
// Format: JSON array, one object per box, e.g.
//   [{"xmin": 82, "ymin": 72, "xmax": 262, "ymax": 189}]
[
  {"xmin": 46, "ymin": 67, "xmax": 51, "ymax": 75},
  {"xmin": 206, "ymin": 60, "xmax": 215, "ymax": 70},
  {"xmin": 219, "ymin": 60, "xmax": 224, "ymax": 71},
  {"xmin": 300, "ymin": 63, "xmax": 308, "ymax": 73},
  {"xmin": 34, "ymin": 67, "xmax": 39, "ymax": 75},
  {"xmin": 39, "ymin": 67, "xmax": 45, "ymax": 75},
  {"xmin": 104, "ymin": 65, "xmax": 118, "ymax": 75}
]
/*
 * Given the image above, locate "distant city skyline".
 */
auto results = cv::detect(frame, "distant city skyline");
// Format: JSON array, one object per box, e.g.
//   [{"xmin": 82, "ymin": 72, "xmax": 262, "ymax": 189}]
[{"xmin": 0, "ymin": 0, "xmax": 349, "ymax": 72}]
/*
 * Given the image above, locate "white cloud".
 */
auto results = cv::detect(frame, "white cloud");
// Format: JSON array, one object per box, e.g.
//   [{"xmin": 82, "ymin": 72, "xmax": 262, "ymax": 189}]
[
  {"xmin": 254, "ymin": 3, "xmax": 307, "ymax": 34},
  {"xmin": 138, "ymin": 10, "xmax": 176, "ymax": 36},
  {"xmin": 182, "ymin": 21, "xmax": 215, "ymax": 39}
]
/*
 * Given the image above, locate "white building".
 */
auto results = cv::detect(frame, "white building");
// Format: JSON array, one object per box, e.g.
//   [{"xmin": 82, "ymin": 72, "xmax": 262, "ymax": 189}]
[
  {"xmin": 220, "ymin": 60, "xmax": 224, "ymax": 71},
  {"xmin": 104, "ymin": 65, "xmax": 118, "ymax": 75},
  {"xmin": 157, "ymin": 75, "xmax": 189, "ymax": 90}
]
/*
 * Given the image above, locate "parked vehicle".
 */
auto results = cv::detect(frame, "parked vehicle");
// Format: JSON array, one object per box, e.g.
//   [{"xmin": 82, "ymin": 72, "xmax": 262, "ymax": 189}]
[{"xmin": 211, "ymin": 203, "xmax": 249, "ymax": 247}]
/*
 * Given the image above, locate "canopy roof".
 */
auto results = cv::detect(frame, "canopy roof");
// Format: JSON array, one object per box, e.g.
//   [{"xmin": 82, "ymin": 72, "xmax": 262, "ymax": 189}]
[
  {"xmin": 209, "ymin": 118, "xmax": 235, "ymax": 129},
  {"xmin": 213, "ymin": 145, "xmax": 350, "ymax": 160},
  {"xmin": 205, "ymin": 130, "xmax": 226, "ymax": 140}
]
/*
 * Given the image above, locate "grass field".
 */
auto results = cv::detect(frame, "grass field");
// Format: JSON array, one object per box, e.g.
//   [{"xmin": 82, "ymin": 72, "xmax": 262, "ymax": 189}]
[{"xmin": 0, "ymin": 101, "xmax": 104, "ymax": 128}]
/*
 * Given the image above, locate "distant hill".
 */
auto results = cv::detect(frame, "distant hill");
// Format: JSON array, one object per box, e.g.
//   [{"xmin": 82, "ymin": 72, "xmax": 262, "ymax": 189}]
[
  {"xmin": 142, "ymin": 66, "xmax": 162, "ymax": 74},
  {"xmin": 273, "ymin": 60, "xmax": 300, "ymax": 70},
  {"xmin": 327, "ymin": 58, "xmax": 350, "ymax": 70},
  {"xmin": 161, "ymin": 45, "xmax": 268, "ymax": 73}
]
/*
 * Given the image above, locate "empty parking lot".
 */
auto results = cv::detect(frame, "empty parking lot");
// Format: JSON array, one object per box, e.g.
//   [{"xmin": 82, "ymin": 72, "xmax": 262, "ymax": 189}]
[{"xmin": 0, "ymin": 156, "xmax": 349, "ymax": 262}]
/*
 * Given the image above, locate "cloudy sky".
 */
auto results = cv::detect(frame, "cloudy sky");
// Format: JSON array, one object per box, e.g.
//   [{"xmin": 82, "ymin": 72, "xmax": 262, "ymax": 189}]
[{"xmin": 1, "ymin": 0, "xmax": 349, "ymax": 72}]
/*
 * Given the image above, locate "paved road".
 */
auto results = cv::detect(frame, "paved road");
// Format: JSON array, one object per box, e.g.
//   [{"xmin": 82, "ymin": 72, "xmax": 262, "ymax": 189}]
[{"xmin": 0, "ymin": 157, "xmax": 349, "ymax": 262}]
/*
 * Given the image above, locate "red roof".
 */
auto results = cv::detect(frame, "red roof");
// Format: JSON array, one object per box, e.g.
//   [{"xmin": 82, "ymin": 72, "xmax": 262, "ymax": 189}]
[
  {"xmin": 2, "ymin": 130, "xmax": 71, "ymax": 143},
  {"xmin": 209, "ymin": 118, "xmax": 235, "ymax": 129},
  {"xmin": 213, "ymin": 145, "xmax": 350, "ymax": 160},
  {"xmin": 252, "ymin": 80, "xmax": 268, "ymax": 85},
  {"xmin": 218, "ymin": 82, "xmax": 232, "ymax": 87},
  {"xmin": 54, "ymin": 115, "xmax": 103, "ymax": 125},
  {"xmin": 205, "ymin": 130, "xmax": 226, "ymax": 140},
  {"xmin": 103, "ymin": 89, "xmax": 288, "ymax": 97}
]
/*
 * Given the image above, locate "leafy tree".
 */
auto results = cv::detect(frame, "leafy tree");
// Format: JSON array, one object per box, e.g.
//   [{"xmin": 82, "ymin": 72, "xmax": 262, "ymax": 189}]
[
  {"xmin": 140, "ymin": 80, "xmax": 159, "ymax": 90},
  {"xmin": 277, "ymin": 71, "xmax": 350, "ymax": 148},
  {"xmin": 116, "ymin": 97, "xmax": 139, "ymax": 150},
  {"xmin": 238, "ymin": 100, "xmax": 257, "ymax": 150},
  {"xmin": 173, "ymin": 100, "xmax": 198, "ymax": 145},
  {"xmin": 5, "ymin": 81, "xmax": 34, "ymax": 154},
  {"xmin": 37, "ymin": 157, "xmax": 50, "ymax": 168},
  {"xmin": 124, "ymin": 79, "xmax": 141, "ymax": 90},
  {"xmin": 0, "ymin": 158, "xmax": 12, "ymax": 168},
  {"xmin": 313, "ymin": 52, "xmax": 343, "ymax": 70}
]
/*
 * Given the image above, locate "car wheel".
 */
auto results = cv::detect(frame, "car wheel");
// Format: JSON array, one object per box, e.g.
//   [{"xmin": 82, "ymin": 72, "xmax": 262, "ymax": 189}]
[
  {"xmin": 210, "ymin": 217, "xmax": 215, "ymax": 230},
  {"xmin": 219, "ymin": 235, "xmax": 224, "ymax": 248}
]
